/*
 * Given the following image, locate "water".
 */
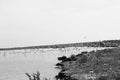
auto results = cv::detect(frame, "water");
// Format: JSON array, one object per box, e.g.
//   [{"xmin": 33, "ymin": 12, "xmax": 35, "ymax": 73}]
[{"xmin": 0, "ymin": 47, "xmax": 111, "ymax": 80}]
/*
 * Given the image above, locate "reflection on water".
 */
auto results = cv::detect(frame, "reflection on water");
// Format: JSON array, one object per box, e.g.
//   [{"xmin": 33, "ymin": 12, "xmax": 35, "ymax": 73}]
[{"xmin": 0, "ymin": 47, "xmax": 111, "ymax": 80}]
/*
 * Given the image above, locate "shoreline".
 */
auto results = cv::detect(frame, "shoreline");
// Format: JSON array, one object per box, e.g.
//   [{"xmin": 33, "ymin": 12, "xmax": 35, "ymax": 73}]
[
  {"xmin": 56, "ymin": 47, "xmax": 120, "ymax": 80},
  {"xmin": 0, "ymin": 39, "xmax": 120, "ymax": 51}
]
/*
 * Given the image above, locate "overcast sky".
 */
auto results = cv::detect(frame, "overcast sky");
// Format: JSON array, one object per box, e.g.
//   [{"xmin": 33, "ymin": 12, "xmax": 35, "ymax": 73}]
[{"xmin": 0, "ymin": 0, "xmax": 120, "ymax": 48}]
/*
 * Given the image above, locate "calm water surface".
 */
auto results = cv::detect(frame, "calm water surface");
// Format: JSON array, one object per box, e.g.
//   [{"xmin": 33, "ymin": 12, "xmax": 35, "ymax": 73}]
[{"xmin": 0, "ymin": 47, "xmax": 110, "ymax": 80}]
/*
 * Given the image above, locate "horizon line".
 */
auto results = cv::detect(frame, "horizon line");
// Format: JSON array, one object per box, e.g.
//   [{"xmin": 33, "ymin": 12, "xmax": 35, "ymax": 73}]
[{"xmin": 0, "ymin": 39, "xmax": 120, "ymax": 51}]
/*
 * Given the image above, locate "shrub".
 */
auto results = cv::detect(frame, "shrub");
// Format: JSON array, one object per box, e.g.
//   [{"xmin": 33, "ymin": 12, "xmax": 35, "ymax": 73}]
[
  {"xmin": 25, "ymin": 71, "xmax": 40, "ymax": 80},
  {"xmin": 25, "ymin": 71, "xmax": 50, "ymax": 80},
  {"xmin": 58, "ymin": 56, "xmax": 67, "ymax": 61}
]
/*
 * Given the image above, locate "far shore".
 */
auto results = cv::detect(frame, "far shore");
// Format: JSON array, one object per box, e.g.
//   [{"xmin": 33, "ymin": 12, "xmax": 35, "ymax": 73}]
[{"xmin": 0, "ymin": 39, "xmax": 120, "ymax": 51}]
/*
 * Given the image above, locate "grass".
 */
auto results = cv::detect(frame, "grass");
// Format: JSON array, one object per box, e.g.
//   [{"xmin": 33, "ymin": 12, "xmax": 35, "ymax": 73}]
[{"xmin": 56, "ymin": 47, "xmax": 120, "ymax": 80}]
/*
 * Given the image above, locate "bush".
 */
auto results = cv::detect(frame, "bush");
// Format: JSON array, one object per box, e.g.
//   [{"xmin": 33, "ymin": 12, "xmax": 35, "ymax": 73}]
[{"xmin": 58, "ymin": 56, "xmax": 67, "ymax": 61}]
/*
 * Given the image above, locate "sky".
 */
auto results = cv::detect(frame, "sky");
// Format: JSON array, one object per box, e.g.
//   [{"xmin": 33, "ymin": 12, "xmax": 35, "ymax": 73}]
[{"xmin": 0, "ymin": 0, "xmax": 120, "ymax": 48}]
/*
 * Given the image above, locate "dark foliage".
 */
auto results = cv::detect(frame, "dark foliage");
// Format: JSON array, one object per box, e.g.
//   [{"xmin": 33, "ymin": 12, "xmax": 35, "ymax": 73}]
[
  {"xmin": 115, "ymin": 76, "xmax": 120, "ymax": 80},
  {"xmin": 58, "ymin": 55, "xmax": 77, "ymax": 62},
  {"xmin": 56, "ymin": 63, "xmax": 63, "ymax": 67},
  {"xmin": 70, "ymin": 55, "xmax": 77, "ymax": 61},
  {"xmin": 98, "ymin": 76, "xmax": 108, "ymax": 80},
  {"xmin": 55, "ymin": 72, "xmax": 77, "ymax": 80},
  {"xmin": 80, "ymin": 55, "xmax": 87, "ymax": 63},
  {"xmin": 58, "ymin": 56, "xmax": 67, "ymax": 61}
]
